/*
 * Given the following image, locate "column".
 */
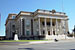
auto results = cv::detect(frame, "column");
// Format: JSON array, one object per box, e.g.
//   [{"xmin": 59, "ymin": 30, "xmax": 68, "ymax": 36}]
[
  {"xmin": 38, "ymin": 18, "xmax": 41, "ymax": 35},
  {"xmin": 56, "ymin": 19, "xmax": 58, "ymax": 35},
  {"xmin": 59, "ymin": 20, "xmax": 61, "ymax": 34},
  {"xmin": 45, "ymin": 18, "xmax": 47, "ymax": 35},
  {"xmin": 60, "ymin": 19, "xmax": 63, "ymax": 34},
  {"xmin": 65, "ymin": 19, "xmax": 68, "ymax": 34},
  {"xmin": 20, "ymin": 18, "xmax": 23, "ymax": 36},
  {"xmin": 50, "ymin": 18, "xmax": 53, "ymax": 35}
]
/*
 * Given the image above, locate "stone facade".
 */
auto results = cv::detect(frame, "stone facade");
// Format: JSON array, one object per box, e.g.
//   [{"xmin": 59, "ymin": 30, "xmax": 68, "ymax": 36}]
[{"xmin": 5, "ymin": 9, "xmax": 69, "ymax": 40}]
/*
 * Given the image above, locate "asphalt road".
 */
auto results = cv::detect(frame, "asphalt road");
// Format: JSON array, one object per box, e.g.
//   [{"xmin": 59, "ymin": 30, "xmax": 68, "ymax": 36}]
[{"xmin": 0, "ymin": 41, "xmax": 75, "ymax": 50}]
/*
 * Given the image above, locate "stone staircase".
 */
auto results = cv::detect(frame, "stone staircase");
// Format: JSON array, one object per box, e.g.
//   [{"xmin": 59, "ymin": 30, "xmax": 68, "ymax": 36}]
[{"xmin": 45, "ymin": 35, "xmax": 74, "ymax": 40}]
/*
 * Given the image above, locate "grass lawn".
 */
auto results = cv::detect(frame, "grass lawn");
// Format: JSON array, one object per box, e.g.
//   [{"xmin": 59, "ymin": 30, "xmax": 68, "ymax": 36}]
[{"xmin": 0, "ymin": 40, "xmax": 49, "ymax": 42}]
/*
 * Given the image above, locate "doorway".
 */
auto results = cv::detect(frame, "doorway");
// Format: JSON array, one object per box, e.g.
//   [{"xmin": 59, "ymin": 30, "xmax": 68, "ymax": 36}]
[
  {"xmin": 48, "ymin": 31, "xmax": 50, "ymax": 35},
  {"xmin": 53, "ymin": 31, "xmax": 55, "ymax": 35},
  {"xmin": 12, "ymin": 32, "xmax": 15, "ymax": 40}
]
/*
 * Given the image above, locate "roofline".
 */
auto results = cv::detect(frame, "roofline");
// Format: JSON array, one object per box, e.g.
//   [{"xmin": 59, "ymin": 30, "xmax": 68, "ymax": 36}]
[
  {"xmin": 5, "ymin": 9, "xmax": 67, "ymax": 25},
  {"xmin": 15, "ymin": 11, "xmax": 34, "ymax": 19},
  {"xmin": 36, "ymin": 9, "xmax": 66, "ymax": 14},
  {"xmin": 5, "ymin": 14, "xmax": 17, "ymax": 26}
]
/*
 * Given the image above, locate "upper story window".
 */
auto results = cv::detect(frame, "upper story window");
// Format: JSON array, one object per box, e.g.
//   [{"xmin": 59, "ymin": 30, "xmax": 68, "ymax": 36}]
[
  {"xmin": 12, "ymin": 16, "xmax": 16, "ymax": 19},
  {"xmin": 26, "ymin": 20, "xmax": 30, "ymax": 27}
]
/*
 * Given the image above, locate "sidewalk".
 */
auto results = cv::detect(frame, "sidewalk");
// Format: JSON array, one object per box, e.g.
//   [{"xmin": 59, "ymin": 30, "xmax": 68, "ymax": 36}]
[{"xmin": 0, "ymin": 39, "xmax": 75, "ymax": 45}]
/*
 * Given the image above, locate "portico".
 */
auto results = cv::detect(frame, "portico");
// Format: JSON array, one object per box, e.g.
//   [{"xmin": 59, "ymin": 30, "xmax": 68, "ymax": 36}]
[
  {"xmin": 36, "ymin": 16, "xmax": 68, "ymax": 39},
  {"xmin": 36, "ymin": 16, "xmax": 68, "ymax": 35}
]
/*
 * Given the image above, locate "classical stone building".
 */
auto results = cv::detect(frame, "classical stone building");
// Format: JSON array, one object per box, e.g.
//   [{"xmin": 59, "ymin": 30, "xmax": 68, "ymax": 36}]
[{"xmin": 5, "ymin": 9, "xmax": 69, "ymax": 40}]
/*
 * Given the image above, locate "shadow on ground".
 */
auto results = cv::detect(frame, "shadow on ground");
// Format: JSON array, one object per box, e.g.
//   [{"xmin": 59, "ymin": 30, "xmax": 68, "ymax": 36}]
[{"xmin": 18, "ymin": 48, "xmax": 34, "ymax": 50}]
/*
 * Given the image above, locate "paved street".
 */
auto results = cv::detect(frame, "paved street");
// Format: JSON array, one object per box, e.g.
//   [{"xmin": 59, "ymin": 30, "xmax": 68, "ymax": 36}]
[{"xmin": 0, "ymin": 40, "xmax": 75, "ymax": 50}]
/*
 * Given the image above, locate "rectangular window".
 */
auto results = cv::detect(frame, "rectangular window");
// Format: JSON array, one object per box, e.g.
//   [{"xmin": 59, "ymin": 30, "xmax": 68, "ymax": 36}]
[
  {"xmin": 42, "ymin": 22, "xmax": 44, "ymax": 26},
  {"xmin": 48, "ymin": 31, "xmax": 50, "ymax": 35},
  {"xmin": 43, "ymin": 30, "xmax": 45, "ymax": 35},
  {"xmin": 12, "ymin": 16, "xmax": 15, "ymax": 19},
  {"xmin": 26, "ymin": 20, "xmax": 30, "ymax": 27},
  {"xmin": 12, "ymin": 25, "xmax": 15, "ymax": 30},
  {"xmin": 26, "ymin": 31, "xmax": 30, "ymax": 36},
  {"xmin": 47, "ymin": 22, "xmax": 50, "ymax": 26},
  {"xmin": 53, "ymin": 31, "xmax": 55, "ymax": 35},
  {"xmin": 52, "ymin": 22, "xmax": 55, "ymax": 26},
  {"xmin": 36, "ymin": 31, "xmax": 39, "ymax": 35}
]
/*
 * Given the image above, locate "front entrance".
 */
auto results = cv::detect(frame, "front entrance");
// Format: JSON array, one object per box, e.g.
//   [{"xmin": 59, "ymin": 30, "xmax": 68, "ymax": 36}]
[
  {"xmin": 12, "ymin": 32, "xmax": 15, "ymax": 40},
  {"xmin": 53, "ymin": 31, "xmax": 55, "ymax": 35}
]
